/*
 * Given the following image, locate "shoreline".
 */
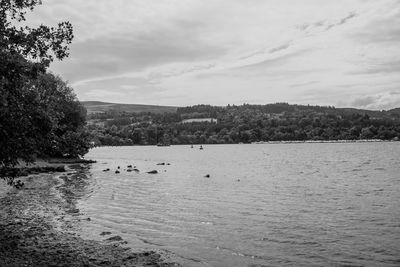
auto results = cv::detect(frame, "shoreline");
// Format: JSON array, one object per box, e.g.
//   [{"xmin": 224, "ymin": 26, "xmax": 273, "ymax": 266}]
[
  {"xmin": 91, "ymin": 139, "xmax": 399, "ymax": 148},
  {"xmin": 0, "ymin": 163, "xmax": 179, "ymax": 266},
  {"xmin": 250, "ymin": 139, "xmax": 398, "ymax": 144}
]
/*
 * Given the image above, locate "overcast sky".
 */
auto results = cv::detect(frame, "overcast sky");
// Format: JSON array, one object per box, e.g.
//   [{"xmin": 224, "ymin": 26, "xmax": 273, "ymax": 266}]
[{"xmin": 26, "ymin": 0, "xmax": 400, "ymax": 109}]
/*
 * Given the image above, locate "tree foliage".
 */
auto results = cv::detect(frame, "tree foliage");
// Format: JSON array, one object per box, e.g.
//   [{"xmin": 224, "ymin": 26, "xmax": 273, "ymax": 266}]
[
  {"xmin": 1, "ymin": 1, "xmax": 88, "ymax": 169},
  {"xmin": 86, "ymin": 103, "xmax": 400, "ymax": 146},
  {"xmin": 32, "ymin": 73, "xmax": 91, "ymax": 158}
]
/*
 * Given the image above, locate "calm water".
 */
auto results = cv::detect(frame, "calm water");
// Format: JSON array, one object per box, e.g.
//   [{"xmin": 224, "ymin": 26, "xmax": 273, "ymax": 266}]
[{"xmin": 79, "ymin": 143, "xmax": 400, "ymax": 266}]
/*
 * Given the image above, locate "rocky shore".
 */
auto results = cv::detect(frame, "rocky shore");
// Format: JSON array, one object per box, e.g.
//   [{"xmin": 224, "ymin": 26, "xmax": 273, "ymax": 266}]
[{"xmin": 0, "ymin": 163, "xmax": 179, "ymax": 267}]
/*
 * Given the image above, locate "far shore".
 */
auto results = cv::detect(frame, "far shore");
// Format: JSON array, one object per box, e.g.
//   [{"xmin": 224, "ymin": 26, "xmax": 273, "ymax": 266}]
[
  {"xmin": 91, "ymin": 138, "xmax": 399, "ymax": 148},
  {"xmin": 250, "ymin": 138, "xmax": 399, "ymax": 144}
]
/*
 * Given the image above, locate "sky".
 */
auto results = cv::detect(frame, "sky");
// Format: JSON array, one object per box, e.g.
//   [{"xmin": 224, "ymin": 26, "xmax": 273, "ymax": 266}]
[{"xmin": 25, "ymin": 0, "xmax": 400, "ymax": 109}]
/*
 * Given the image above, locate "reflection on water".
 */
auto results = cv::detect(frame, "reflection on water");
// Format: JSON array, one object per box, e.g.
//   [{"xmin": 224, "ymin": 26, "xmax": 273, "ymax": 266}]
[
  {"xmin": 54, "ymin": 164, "xmax": 96, "ymax": 232},
  {"xmin": 78, "ymin": 143, "xmax": 400, "ymax": 266},
  {"xmin": 58, "ymin": 165, "xmax": 94, "ymax": 212}
]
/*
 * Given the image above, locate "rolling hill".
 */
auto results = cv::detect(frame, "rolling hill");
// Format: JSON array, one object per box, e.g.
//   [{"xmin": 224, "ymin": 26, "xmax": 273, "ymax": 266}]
[
  {"xmin": 82, "ymin": 101, "xmax": 400, "ymax": 118},
  {"xmin": 82, "ymin": 101, "xmax": 178, "ymax": 114}
]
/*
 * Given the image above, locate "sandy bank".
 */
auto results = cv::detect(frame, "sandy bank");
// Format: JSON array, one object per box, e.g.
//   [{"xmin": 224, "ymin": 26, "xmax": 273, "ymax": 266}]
[{"xmin": 0, "ymin": 164, "xmax": 179, "ymax": 266}]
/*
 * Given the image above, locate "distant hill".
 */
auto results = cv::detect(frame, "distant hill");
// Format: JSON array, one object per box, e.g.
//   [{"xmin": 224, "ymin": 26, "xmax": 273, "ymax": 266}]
[
  {"xmin": 388, "ymin": 108, "xmax": 400, "ymax": 115},
  {"xmin": 85, "ymin": 102, "xmax": 400, "ymax": 146},
  {"xmin": 82, "ymin": 101, "xmax": 400, "ymax": 117},
  {"xmin": 82, "ymin": 101, "xmax": 178, "ymax": 114}
]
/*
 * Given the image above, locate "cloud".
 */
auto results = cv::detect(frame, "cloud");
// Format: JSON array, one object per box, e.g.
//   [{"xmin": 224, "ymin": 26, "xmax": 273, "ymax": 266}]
[
  {"xmin": 240, "ymin": 42, "xmax": 292, "ymax": 60},
  {"xmin": 234, "ymin": 49, "xmax": 311, "ymax": 73},
  {"xmin": 338, "ymin": 12, "xmax": 357, "ymax": 25},
  {"xmin": 269, "ymin": 43, "xmax": 292, "ymax": 53},
  {"xmin": 290, "ymin": 81, "xmax": 319, "ymax": 88},
  {"xmin": 52, "ymin": 27, "xmax": 226, "ymax": 83},
  {"xmin": 349, "ymin": 1, "xmax": 400, "ymax": 44},
  {"xmin": 296, "ymin": 12, "xmax": 357, "ymax": 32},
  {"xmin": 19, "ymin": 0, "xmax": 400, "ymax": 109},
  {"xmin": 351, "ymin": 91, "xmax": 400, "ymax": 110},
  {"xmin": 352, "ymin": 60, "xmax": 400, "ymax": 75},
  {"xmin": 325, "ymin": 12, "xmax": 357, "ymax": 30},
  {"xmin": 352, "ymin": 96, "xmax": 376, "ymax": 107}
]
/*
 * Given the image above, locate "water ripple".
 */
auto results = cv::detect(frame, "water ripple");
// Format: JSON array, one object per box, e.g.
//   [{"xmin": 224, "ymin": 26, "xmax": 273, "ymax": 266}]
[{"xmin": 78, "ymin": 143, "xmax": 400, "ymax": 266}]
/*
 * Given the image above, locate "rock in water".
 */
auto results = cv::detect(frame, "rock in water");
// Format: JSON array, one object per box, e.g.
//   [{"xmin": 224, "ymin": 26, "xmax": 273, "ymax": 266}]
[
  {"xmin": 106, "ymin": 236, "xmax": 123, "ymax": 242},
  {"xmin": 100, "ymin": 231, "xmax": 112, "ymax": 236}
]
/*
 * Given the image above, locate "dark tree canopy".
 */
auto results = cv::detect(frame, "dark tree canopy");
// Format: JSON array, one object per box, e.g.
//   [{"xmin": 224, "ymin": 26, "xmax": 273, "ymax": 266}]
[
  {"xmin": 32, "ymin": 73, "xmax": 91, "ymax": 158},
  {"xmin": 85, "ymin": 103, "xmax": 400, "ymax": 146},
  {"xmin": 0, "ymin": 0, "xmax": 73, "ymax": 65},
  {"xmin": 0, "ymin": 0, "xmax": 88, "ymax": 169}
]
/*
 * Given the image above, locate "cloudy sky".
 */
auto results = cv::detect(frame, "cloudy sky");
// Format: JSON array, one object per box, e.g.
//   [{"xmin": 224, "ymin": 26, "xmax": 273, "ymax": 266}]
[{"xmin": 26, "ymin": 0, "xmax": 400, "ymax": 109}]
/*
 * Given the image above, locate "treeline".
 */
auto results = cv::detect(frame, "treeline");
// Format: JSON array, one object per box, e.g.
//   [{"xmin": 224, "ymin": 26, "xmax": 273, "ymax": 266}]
[
  {"xmin": 87, "ymin": 103, "xmax": 400, "ymax": 146},
  {"xmin": 1, "ymin": 1, "xmax": 91, "ymax": 171}
]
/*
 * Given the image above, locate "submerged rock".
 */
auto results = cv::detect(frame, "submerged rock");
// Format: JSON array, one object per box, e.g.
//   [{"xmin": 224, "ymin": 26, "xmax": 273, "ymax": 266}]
[
  {"xmin": 100, "ymin": 231, "xmax": 112, "ymax": 236},
  {"xmin": 106, "ymin": 236, "xmax": 123, "ymax": 242},
  {"xmin": 0, "ymin": 165, "xmax": 180, "ymax": 267},
  {"xmin": 15, "ymin": 180, "xmax": 24, "ymax": 189},
  {"xmin": 68, "ymin": 208, "xmax": 80, "ymax": 214}
]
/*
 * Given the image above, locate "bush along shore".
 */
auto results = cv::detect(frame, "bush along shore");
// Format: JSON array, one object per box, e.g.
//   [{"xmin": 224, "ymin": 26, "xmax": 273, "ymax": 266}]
[{"xmin": 0, "ymin": 162, "xmax": 179, "ymax": 267}]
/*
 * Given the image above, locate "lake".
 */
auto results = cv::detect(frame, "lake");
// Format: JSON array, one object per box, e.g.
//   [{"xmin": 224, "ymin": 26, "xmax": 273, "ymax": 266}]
[{"xmin": 78, "ymin": 143, "xmax": 400, "ymax": 266}]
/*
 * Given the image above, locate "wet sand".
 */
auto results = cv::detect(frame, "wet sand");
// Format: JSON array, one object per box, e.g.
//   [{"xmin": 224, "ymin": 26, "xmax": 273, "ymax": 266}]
[{"xmin": 0, "ymin": 164, "xmax": 179, "ymax": 266}]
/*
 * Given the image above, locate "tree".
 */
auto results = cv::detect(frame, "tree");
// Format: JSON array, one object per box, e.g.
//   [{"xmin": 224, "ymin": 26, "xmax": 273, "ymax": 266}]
[
  {"xmin": 1, "ymin": 0, "xmax": 73, "ymax": 167},
  {"xmin": 33, "ymin": 73, "xmax": 92, "ymax": 158}
]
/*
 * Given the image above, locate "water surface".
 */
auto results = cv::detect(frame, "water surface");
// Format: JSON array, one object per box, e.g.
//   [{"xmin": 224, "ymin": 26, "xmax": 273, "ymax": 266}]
[{"xmin": 79, "ymin": 143, "xmax": 400, "ymax": 266}]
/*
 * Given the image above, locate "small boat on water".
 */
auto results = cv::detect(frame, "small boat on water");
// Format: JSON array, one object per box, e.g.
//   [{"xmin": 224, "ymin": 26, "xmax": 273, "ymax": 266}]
[
  {"xmin": 157, "ymin": 142, "xmax": 170, "ymax": 147},
  {"xmin": 199, "ymin": 145, "xmax": 204, "ymax": 150}
]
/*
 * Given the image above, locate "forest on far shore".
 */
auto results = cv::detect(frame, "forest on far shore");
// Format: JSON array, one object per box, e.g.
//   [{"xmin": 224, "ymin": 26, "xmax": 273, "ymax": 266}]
[{"xmin": 85, "ymin": 103, "xmax": 400, "ymax": 146}]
